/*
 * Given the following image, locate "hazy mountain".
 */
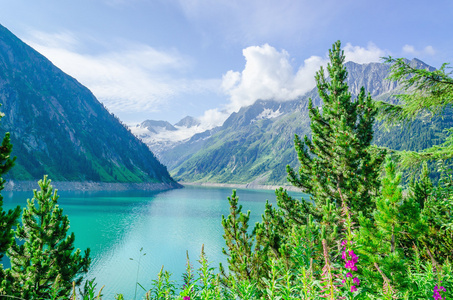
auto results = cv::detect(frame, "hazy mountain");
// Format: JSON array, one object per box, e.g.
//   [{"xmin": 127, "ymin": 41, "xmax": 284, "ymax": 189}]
[
  {"xmin": 0, "ymin": 24, "xmax": 179, "ymax": 187},
  {"xmin": 140, "ymin": 120, "xmax": 177, "ymax": 133},
  {"xmin": 161, "ymin": 59, "xmax": 451, "ymax": 186},
  {"xmin": 175, "ymin": 116, "xmax": 200, "ymax": 128},
  {"xmin": 130, "ymin": 116, "xmax": 212, "ymax": 161}
]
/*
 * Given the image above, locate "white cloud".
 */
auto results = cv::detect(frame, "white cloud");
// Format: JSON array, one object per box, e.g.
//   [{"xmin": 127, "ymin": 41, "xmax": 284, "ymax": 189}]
[
  {"xmin": 221, "ymin": 44, "xmax": 326, "ymax": 112},
  {"xmin": 198, "ymin": 108, "xmax": 230, "ymax": 129},
  {"xmin": 220, "ymin": 42, "xmax": 391, "ymax": 114},
  {"xmin": 402, "ymin": 44, "xmax": 416, "ymax": 54},
  {"xmin": 24, "ymin": 30, "xmax": 219, "ymax": 117},
  {"xmin": 402, "ymin": 44, "xmax": 436, "ymax": 56},
  {"xmin": 343, "ymin": 42, "xmax": 387, "ymax": 64},
  {"xmin": 26, "ymin": 30, "xmax": 79, "ymax": 50}
]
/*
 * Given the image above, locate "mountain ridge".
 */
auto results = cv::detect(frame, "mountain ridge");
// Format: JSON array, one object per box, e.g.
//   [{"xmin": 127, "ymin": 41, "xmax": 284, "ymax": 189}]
[
  {"xmin": 153, "ymin": 59, "xmax": 450, "ymax": 185},
  {"xmin": 0, "ymin": 24, "xmax": 180, "ymax": 189}
]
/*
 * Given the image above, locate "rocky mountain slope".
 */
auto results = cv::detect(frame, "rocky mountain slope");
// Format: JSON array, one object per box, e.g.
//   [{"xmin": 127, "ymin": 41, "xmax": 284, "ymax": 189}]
[
  {"xmin": 156, "ymin": 59, "xmax": 450, "ymax": 186},
  {"xmin": 130, "ymin": 116, "xmax": 208, "ymax": 161},
  {"xmin": 0, "ymin": 24, "xmax": 179, "ymax": 187}
]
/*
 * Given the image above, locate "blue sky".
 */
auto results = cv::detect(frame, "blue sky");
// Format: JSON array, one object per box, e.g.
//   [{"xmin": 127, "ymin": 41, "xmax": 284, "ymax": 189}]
[{"xmin": 0, "ymin": 0, "xmax": 452, "ymax": 127}]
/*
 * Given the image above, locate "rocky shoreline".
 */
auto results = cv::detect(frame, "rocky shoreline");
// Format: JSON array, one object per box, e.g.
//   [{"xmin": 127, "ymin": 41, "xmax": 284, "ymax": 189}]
[
  {"xmin": 179, "ymin": 181, "xmax": 301, "ymax": 192},
  {"xmin": 3, "ymin": 180, "xmax": 183, "ymax": 192},
  {"xmin": 2, "ymin": 179, "xmax": 301, "ymax": 193}
]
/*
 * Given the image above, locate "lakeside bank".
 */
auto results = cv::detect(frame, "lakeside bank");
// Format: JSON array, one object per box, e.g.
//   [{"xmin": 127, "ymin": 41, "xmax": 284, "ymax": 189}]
[
  {"xmin": 179, "ymin": 181, "xmax": 301, "ymax": 192},
  {"xmin": 3, "ymin": 180, "xmax": 182, "ymax": 192}
]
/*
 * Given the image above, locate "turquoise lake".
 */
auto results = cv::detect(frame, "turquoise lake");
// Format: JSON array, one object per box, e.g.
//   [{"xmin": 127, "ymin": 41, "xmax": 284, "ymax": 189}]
[{"xmin": 2, "ymin": 185, "xmax": 307, "ymax": 299}]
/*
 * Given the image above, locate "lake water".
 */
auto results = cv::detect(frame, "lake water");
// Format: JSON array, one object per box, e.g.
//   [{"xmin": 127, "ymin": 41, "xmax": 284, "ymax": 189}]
[{"xmin": 2, "ymin": 185, "xmax": 307, "ymax": 299}]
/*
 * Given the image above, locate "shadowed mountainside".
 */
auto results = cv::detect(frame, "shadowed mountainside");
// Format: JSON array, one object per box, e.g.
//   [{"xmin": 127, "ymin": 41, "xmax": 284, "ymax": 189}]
[{"xmin": 0, "ymin": 24, "xmax": 179, "ymax": 188}]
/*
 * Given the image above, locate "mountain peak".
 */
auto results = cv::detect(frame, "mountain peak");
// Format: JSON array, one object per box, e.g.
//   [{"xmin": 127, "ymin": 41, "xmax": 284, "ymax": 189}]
[
  {"xmin": 175, "ymin": 116, "xmax": 200, "ymax": 128},
  {"xmin": 140, "ymin": 120, "xmax": 177, "ymax": 133},
  {"xmin": 409, "ymin": 58, "xmax": 436, "ymax": 71}
]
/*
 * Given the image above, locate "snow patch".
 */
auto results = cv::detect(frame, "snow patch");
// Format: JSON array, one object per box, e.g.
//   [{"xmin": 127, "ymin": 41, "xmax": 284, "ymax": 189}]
[
  {"xmin": 130, "ymin": 123, "xmax": 208, "ymax": 144},
  {"xmin": 251, "ymin": 107, "xmax": 283, "ymax": 123}
]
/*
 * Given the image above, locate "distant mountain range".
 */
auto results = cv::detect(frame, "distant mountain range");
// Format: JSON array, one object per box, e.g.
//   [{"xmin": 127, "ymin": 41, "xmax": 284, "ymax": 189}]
[
  {"xmin": 130, "ymin": 115, "xmax": 209, "ymax": 161},
  {"xmin": 133, "ymin": 59, "xmax": 452, "ymax": 186},
  {"xmin": 0, "ymin": 24, "xmax": 179, "ymax": 188}
]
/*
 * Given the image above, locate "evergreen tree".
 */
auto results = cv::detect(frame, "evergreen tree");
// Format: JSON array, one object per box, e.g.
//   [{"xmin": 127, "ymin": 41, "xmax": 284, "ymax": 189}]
[
  {"xmin": 287, "ymin": 40, "xmax": 385, "ymax": 219},
  {"xmin": 358, "ymin": 156, "xmax": 427, "ymax": 293},
  {"xmin": 0, "ymin": 109, "xmax": 21, "ymax": 261},
  {"xmin": 7, "ymin": 175, "xmax": 90, "ymax": 299},
  {"xmin": 219, "ymin": 190, "xmax": 268, "ymax": 292},
  {"xmin": 220, "ymin": 41, "xmax": 386, "ymax": 295},
  {"xmin": 409, "ymin": 162, "xmax": 433, "ymax": 210},
  {"xmin": 418, "ymin": 161, "xmax": 453, "ymax": 262},
  {"xmin": 377, "ymin": 56, "xmax": 453, "ymax": 169},
  {"xmin": 0, "ymin": 108, "xmax": 21, "ymax": 296}
]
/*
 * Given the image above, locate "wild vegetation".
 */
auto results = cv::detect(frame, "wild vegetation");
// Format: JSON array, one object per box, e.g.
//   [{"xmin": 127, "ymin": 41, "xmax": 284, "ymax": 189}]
[{"xmin": 0, "ymin": 40, "xmax": 452, "ymax": 299}]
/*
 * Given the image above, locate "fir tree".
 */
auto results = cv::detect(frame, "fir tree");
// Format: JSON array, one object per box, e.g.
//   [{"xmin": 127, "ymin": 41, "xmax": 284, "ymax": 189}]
[
  {"xmin": 7, "ymin": 175, "xmax": 90, "ymax": 299},
  {"xmin": 287, "ymin": 40, "xmax": 385, "ymax": 219}
]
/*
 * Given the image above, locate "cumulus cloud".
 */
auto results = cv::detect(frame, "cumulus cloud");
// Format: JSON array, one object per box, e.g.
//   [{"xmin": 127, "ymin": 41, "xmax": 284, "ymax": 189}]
[
  {"xmin": 221, "ymin": 44, "xmax": 326, "ymax": 112},
  {"xmin": 219, "ymin": 42, "xmax": 390, "ymax": 114},
  {"xmin": 24, "ymin": 30, "xmax": 219, "ymax": 117},
  {"xmin": 197, "ymin": 108, "xmax": 230, "ymax": 129},
  {"xmin": 402, "ymin": 44, "xmax": 436, "ymax": 56},
  {"xmin": 343, "ymin": 42, "xmax": 388, "ymax": 64}
]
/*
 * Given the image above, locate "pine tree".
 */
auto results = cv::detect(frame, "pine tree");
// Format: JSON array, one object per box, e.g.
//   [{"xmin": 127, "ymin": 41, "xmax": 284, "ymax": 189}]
[
  {"xmin": 287, "ymin": 40, "xmax": 385, "ymax": 219},
  {"xmin": 219, "ymin": 190, "xmax": 268, "ymax": 292},
  {"xmin": 409, "ymin": 162, "xmax": 433, "ymax": 210},
  {"xmin": 0, "ymin": 109, "xmax": 21, "ymax": 261},
  {"xmin": 358, "ymin": 156, "xmax": 427, "ymax": 292},
  {"xmin": 7, "ymin": 175, "xmax": 90, "ymax": 299},
  {"xmin": 419, "ymin": 161, "xmax": 453, "ymax": 262},
  {"xmin": 0, "ymin": 108, "xmax": 21, "ymax": 296}
]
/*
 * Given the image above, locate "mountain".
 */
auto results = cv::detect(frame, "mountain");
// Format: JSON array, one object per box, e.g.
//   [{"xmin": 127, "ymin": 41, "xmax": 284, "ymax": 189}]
[
  {"xmin": 0, "ymin": 24, "xmax": 179, "ymax": 187},
  {"xmin": 139, "ymin": 120, "xmax": 177, "ymax": 133},
  {"xmin": 130, "ymin": 116, "xmax": 210, "ymax": 162},
  {"xmin": 160, "ymin": 59, "xmax": 451, "ymax": 186},
  {"xmin": 175, "ymin": 116, "xmax": 200, "ymax": 128}
]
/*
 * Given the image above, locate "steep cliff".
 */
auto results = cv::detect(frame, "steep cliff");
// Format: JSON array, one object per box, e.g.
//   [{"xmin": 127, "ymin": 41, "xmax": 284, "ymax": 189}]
[{"xmin": 0, "ymin": 24, "xmax": 178, "ymax": 186}]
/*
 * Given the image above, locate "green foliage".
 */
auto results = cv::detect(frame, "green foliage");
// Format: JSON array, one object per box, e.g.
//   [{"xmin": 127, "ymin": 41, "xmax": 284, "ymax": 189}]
[
  {"xmin": 78, "ymin": 278, "xmax": 104, "ymax": 300},
  {"xmin": 148, "ymin": 266, "xmax": 176, "ymax": 299},
  {"xmin": 286, "ymin": 40, "xmax": 385, "ymax": 221},
  {"xmin": 376, "ymin": 56, "xmax": 453, "ymax": 170},
  {"xmin": 418, "ymin": 160, "xmax": 453, "ymax": 262},
  {"xmin": 377, "ymin": 56, "xmax": 453, "ymax": 124},
  {"xmin": 357, "ymin": 157, "xmax": 414, "ymax": 293},
  {"xmin": 7, "ymin": 175, "xmax": 91, "ymax": 299},
  {"xmin": 409, "ymin": 161, "xmax": 433, "ymax": 209},
  {"xmin": 0, "ymin": 108, "xmax": 21, "ymax": 293},
  {"xmin": 219, "ymin": 190, "xmax": 269, "ymax": 292}
]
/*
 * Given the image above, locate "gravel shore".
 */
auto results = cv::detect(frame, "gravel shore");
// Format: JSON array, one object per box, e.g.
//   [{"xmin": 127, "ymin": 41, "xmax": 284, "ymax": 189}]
[
  {"xmin": 3, "ymin": 180, "xmax": 182, "ymax": 192},
  {"xmin": 179, "ymin": 181, "xmax": 301, "ymax": 192}
]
